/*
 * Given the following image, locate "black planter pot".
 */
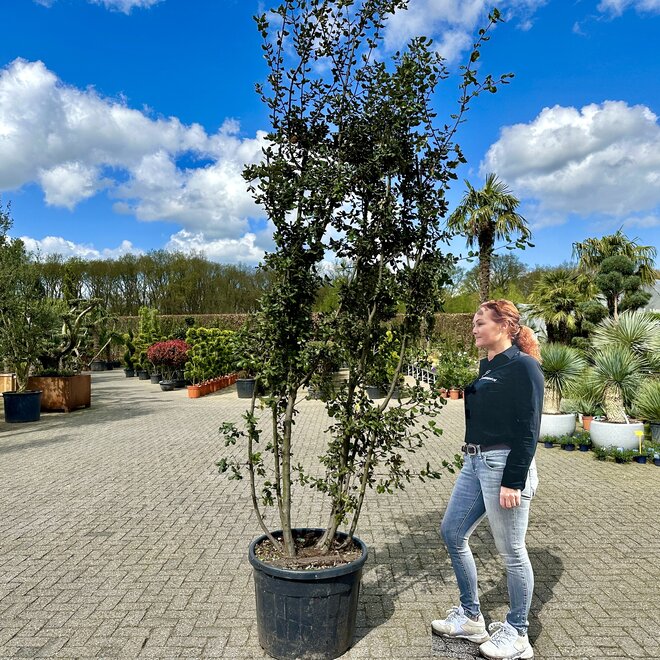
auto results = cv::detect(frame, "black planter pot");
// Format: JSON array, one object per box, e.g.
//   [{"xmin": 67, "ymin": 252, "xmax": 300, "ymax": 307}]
[
  {"xmin": 2, "ymin": 390, "xmax": 42, "ymax": 423},
  {"xmin": 137, "ymin": 370, "xmax": 150, "ymax": 380},
  {"xmin": 249, "ymin": 529, "xmax": 368, "ymax": 660},
  {"xmin": 543, "ymin": 441, "xmax": 554, "ymax": 449},
  {"xmin": 173, "ymin": 378, "xmax": 186, "ymax": 389},
  {"xmin": 124, "ymin": 369, "xmax": 135, "ymax": 378},
  {"xmin": 159, "ymin": 380, "xmax": 175, "ymax": 392},
  {"xmin": 562, "ymin": 444, "xmax": 575, "ymax": 451},
  {"xmin": 236, "ymin": 378, "xmax": 256, "ymax": 399},
  {"xmin": 578, "ymin": 444, "xmax": 590, "ymax": 452},
  {"xmin": 365, "ymin": 385, "xmax": 383, "ymax": 400},
  {"xmin": 654, "ymin": 458, "xmax": 660, "ymax": 466},
  {"xmin": 150, "ymin": 373, "xmax": 162, "ymax": 384},
  {"xmin": 634, "ymin": 455, "xmax": 647, "ymax": 464},
  {"xmin": 90, "ymin": 361, "xmax": 106, "ymax": 372}
]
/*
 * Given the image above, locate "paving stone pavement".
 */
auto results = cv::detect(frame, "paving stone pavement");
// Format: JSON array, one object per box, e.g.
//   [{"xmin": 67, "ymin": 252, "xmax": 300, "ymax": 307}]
[{"xmin": 1, "ymin": 371, "xmax": 658, "ymax": 659}]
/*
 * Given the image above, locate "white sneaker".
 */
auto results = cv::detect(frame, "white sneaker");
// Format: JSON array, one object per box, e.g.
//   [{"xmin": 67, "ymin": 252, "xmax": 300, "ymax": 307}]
[
  {"xmin": 479, "ymin": 621, "xmax": 533, "ymax": 659},
  {"xmin": 431, "ymin": 605, "xmax": 489, "ymax": 643}
]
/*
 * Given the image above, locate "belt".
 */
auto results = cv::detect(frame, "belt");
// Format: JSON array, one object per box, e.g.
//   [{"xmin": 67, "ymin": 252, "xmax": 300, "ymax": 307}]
[{"xmin": 462, "ymin": 443, "xmax": 511, "ymax": 455}]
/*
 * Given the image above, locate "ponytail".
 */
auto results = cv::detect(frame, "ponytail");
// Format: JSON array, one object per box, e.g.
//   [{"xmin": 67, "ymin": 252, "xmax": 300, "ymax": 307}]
[{"xmin": 514, "ymin": 325, "xmax": 541, "ymax": 361}]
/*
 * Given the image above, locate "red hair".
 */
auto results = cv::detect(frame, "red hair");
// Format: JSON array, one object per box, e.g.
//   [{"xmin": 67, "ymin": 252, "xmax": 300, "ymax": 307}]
[{"xmin": 478, "ymin": 299, "xmax": 541, "ymax": 361}]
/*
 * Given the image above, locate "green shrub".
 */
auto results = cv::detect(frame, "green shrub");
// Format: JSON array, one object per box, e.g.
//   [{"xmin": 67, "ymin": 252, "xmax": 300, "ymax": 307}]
[{"xmin": 184, "ymin": 327, "xmax": 237, "ymax": 384}]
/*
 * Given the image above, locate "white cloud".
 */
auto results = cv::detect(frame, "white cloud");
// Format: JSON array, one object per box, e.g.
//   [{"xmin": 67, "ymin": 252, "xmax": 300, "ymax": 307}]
[
  {"xmin": 165, "ymin": 230, "xmax": 266, "ymax": 264},
  {"xmin": 0, "ymin": 58, "xmax": 269, "ymax": 245},
  {"xmin": 384, "ymin": 0, "xmax": 548, "ymax": 62},
  {"xmin": 19, "ymin": 236, "xmax": 143, "ymax": 260},
  {"xmin": 481, "ymin": 101, "xmax": 660, "ymax": 218},
  {"xmin": 597, "ymin": 0, "xmax": 660, "ymax": 16}
]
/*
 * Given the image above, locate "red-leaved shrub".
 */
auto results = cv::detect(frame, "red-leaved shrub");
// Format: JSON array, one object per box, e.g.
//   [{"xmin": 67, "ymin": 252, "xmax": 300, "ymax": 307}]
[{"xmin": 147, "ymin": 340, "xmax": 190, "ymax": 370}]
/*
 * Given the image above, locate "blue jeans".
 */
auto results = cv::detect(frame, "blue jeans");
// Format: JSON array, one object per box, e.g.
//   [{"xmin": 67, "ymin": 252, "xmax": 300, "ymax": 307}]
[{"xmin": 440, "ymin": 449, "xmax": 538, "ymax": 635}]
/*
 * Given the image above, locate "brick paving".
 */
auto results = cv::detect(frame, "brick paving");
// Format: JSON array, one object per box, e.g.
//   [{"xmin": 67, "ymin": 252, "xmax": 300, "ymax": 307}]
[{"xmin": 1, "ymin": 371, "xmax": 658, "ymax": 659}]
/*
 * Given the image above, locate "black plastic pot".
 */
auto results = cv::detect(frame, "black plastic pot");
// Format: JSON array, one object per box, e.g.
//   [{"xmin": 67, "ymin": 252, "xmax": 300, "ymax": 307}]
[
  {"xmin": 562, "ymin": 444, "xmax": 575, "ymax": 451},
  {"xmin": 137, "ymin": 370, "xmax": 150, "ymax": 380},
  {"xmin": 543, "ymin": 441, "xmax": 554, "ymax": 448},
  {"xmin": 2, "ymin": 390, "xmax": 42, "ymax": 423},
  {"xmin": 150, "ymin": 373, "xmax": 162, "ymax": 384},
  {"xmin": 90, "ymin": 361, "xmax": 106, "ymax": 372},
  {"xmin": 249, "ymin": 529, "xmax": 368, "ymax": 660},
  {"xmin": 365, "ymin": 385, "xmax": 383, "ymax": 400},
  {"xmin": 634, "ymin": 455, "xmax": 647, "ymax": 464},
  {"xmin": 578, "ymin": 444, "xmax": 590, "ymax": 452},
  {"xmin": 654, "ymin": 458, "xmax": 660, "ymax": 466},
  {"xmin": 159, "ymin": 380, "xmax": 175, "ymax": 392},
  {"xmin": 236, "ymin": 378, "xmax": 256, "ymax": 399},
  {"xmin": 124, "ymin": 369, "xmax": 135, "ymax": 378}
]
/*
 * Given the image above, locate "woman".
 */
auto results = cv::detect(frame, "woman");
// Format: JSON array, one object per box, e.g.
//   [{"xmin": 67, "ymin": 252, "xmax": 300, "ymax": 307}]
[{"xmin": 431, "ymin": 299, "xmax": 543, "ymax": 660}]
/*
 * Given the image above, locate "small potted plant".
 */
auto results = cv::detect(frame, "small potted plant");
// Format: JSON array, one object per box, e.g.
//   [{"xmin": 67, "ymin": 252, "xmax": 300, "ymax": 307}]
[
  {"xmin": 612, "ymin": 447, "xmax": 634, "ymax": 464},
  {"xmin": 542, "ymin": 435, "xmax": 557, "ymax": 449},
  {"xmin": 574, "ymin": 431, "xmax": 591, "ymax": 452},
  {"xmin": 559, "ymin": 434, "xmax": 576, "ymax": 451},
  {"xmin": 593, "ymin": 446, "xmax": 609, "ymax": 461}
]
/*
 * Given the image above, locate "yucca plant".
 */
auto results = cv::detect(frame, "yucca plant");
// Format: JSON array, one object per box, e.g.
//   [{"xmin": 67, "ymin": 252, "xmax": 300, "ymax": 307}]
[
  {"xmin": 590, "ymin": 310, "xmax": 660, "ymax": 372},
  {"xmin": 540, "ymin": 343, "xmax": 586, "ymax": 414},
  {"xmin": 590, "ymin": 346, "xmax": 642, "ymax": 423},
  {"xmin": 567, "ymin": 371, "xmax": 603, "ymax": 417},
  {"xmin": 634, "ymin": 379, "xmax": 660, "ymax": 424}
]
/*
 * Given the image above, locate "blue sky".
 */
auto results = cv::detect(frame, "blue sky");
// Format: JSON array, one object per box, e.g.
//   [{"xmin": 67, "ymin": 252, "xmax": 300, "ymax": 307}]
[{"xmin": 1, "ymin": 0, "xmax": 658, "ymax": 268}]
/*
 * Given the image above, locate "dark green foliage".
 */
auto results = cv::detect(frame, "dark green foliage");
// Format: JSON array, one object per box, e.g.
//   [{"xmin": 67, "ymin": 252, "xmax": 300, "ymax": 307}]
[{"xmin": 217, "ymin": 0, "xmax": 511, "ymax": 558}]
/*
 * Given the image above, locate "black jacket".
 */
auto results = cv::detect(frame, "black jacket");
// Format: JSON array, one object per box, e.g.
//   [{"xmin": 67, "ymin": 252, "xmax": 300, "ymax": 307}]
[{"xmin": 463, "ymin": 345, "xmax": 544, "ymax": 490}]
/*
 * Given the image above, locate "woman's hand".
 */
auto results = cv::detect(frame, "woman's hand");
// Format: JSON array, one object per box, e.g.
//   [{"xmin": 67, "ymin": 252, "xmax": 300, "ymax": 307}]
[{"xmin": 500, "ymin": 486, "xmax": 521, "ymax": 509}]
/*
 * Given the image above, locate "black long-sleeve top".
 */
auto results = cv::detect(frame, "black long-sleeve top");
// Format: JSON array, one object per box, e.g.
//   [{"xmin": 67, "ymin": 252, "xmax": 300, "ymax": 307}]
[{"xmin": 463, "ymin": 345, "xmax": 544, "ymax": 490}]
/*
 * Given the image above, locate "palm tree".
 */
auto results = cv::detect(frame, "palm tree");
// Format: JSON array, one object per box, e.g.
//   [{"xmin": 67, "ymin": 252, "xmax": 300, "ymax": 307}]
[
  {"xmin": 528, "ymin": 267, "xmax": 594, "ymax": 344},
  {"xmin": 447, "ymin": 173, "xmax": 531, "ymax": 302},
  {"xmin": 573, "ymin": 230, "xmax": 657, "ymax": 316}
]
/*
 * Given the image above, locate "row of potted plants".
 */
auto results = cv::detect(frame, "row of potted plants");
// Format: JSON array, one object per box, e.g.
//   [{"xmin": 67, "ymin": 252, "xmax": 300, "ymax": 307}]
[
  {"xmin": 187, "ymin": 373, "xmax": 239, "ymax": 398},
  {"xmin": 541, "ymin": 430, "xmax": 660, "ymax": 464}
]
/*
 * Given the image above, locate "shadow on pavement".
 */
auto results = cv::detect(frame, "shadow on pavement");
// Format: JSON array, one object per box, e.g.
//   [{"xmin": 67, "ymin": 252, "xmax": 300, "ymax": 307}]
[{"xmin": 353, "ymin": 513, "xmax": 563, "ymax": 658}]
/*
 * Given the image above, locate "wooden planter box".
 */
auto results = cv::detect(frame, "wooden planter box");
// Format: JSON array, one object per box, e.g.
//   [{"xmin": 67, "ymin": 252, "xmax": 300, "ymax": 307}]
[
  {"xmin": 26, "ymin": 374, "xmax": 91, "ymax": 413},
  {"xmin": 1, "ymin": 373, "xmax": 16, "ymax": 393}
]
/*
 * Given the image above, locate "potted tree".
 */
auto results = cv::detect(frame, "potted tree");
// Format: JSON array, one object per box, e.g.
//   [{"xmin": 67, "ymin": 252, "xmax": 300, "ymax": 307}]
[
  {"xmin": 0, "ymin": 208, "xmax": 58, "ymax": 422},
  {"xmin": 539, "ymin": 343, "xmax": 585, "ymax": 438},
  {"xmin": 216, "ymin": 3, "xmax": 507, "ymax": 658},
  {"xmin": 586, "ymin": 311, "xmax": 658, "ymax": 449},
  {"xmin": 633, "ymin": 379, "xmax": 660, "ymax": 444},
  {"xmin": 146, "ymin": 340, "xmax": 190, "ymax": 391},
  {"xmin": 122, "ymin": 332, "xmax": 136, "ymax": 377}
]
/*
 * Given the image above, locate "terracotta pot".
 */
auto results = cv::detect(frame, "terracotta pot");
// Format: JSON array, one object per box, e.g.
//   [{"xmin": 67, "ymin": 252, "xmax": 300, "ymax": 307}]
[
  {"xmin": 449, "ymin": 388, "xmax": 461, "ymax": 400},
  {"xmin": 582, "ymin": 415, "xmax": 593, "ymax": 431},
  {"xmin": 188, "ymin": 385, "xmax": 202, "ymax": 399}
]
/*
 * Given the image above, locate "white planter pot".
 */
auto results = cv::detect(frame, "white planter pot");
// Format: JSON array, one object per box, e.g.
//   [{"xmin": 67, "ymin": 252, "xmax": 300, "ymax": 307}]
[
  {"xmin": 540, "ymin": 413, "xmax": 576, "ymax": 438},
  {"xmin": 590, "ymin": 420, "xmax": 645, "ymax": 450}
]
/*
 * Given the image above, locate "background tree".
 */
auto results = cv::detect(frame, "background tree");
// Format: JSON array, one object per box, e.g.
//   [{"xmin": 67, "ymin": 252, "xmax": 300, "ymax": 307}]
[
  {"xmin": 573, "ymin": 229, "xmax": 657, "ymax": 317},
  {"xmin": 527, "ymin": 266, "xmax": 595, "ymax": 344},
  {"xmin": 447, "ymin": 172, "xmax": 531, "ymax": 302}
]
